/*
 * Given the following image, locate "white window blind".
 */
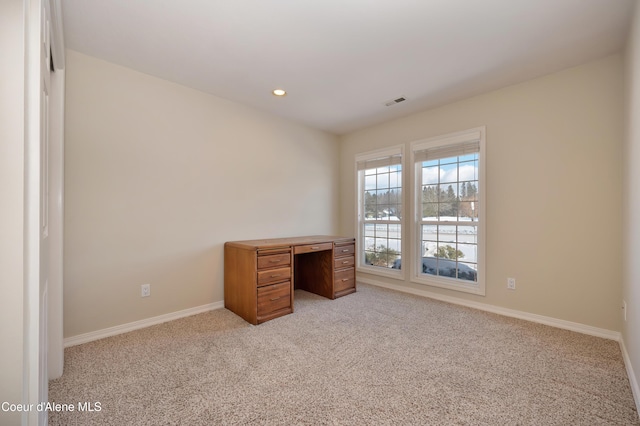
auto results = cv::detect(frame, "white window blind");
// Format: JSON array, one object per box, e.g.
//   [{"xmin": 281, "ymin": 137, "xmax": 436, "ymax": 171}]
[
  {"xmin": 356, "ymin": 153, "xmax": 402, "ymax": 171},
  {"xmin": 413, "ymin": 140, "xmax": 479, "ymax": 163}
]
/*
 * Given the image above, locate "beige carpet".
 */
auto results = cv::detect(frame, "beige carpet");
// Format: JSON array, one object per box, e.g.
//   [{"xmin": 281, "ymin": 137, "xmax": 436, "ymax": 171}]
[{"xmin": 49, "ymin": 284, "xmax": 639, "ymax": 425}]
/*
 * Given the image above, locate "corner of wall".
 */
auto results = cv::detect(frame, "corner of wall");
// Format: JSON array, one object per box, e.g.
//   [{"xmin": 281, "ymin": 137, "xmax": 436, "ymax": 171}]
[{"xmin": 621, "ymin": 0, "xmax": 640, "ymax": 413}]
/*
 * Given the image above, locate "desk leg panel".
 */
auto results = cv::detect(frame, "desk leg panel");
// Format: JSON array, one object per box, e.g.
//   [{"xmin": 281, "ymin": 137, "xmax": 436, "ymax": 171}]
[{"xmin": 224, "ymin": 245, "xmax": 258, "ymax": 325}]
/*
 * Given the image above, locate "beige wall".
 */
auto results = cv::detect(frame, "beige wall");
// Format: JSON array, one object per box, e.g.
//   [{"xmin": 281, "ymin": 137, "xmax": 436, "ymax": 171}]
[
  {"xmin": 64, "ymin": 50, "xmax": 340, "ymax": 337},
  {"xmin": 0, "ymin": 1, "xmax": 24, "ymax": 423},
  {"xmin": 339, "ymin": 55, "xmax": 623, "ymax": 331},
  {"xmin": 623, "ymin": 0, "xmax": 640, "ymax": 402}
]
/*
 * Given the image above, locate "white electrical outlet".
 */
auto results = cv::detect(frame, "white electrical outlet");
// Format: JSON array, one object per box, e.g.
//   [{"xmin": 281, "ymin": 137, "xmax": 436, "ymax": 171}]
[
  {"xmin": 141, "ymin": 284, "xmax": 151, "ymax": 297},
  {"xmin": 623, "ymin": 300, "xmax": 627, "ymax": 321},
  {"xmin": 507, "ymin": 277, "xmax": 516, "ymax": 290}
]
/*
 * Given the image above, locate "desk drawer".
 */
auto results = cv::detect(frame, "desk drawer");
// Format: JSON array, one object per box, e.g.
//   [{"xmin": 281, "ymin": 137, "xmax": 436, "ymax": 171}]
[
  {"xmin": 334, "ymin": 268, "xmax": 355, "ymax": 293},
  {"xmin": 258, "ymin": 253, "xmax": 291, "ymax": 270},
  {"xmin": 295, "ymin": 242, "xmax": 333, "ymax": 255},
  {"xmin": 257, "ymin": 267, "xmax": 291, "ymax": 286},
  {"xmin": 334, "ymin": 244, "xmax": 355, "ymax": 258},
  {"xmin": 257, "ymin": 281, "xmax": 291, "ymax": 316},
  {"xmin": 334, "ymin": 255, "xmax": 355, "ymax": 270}
]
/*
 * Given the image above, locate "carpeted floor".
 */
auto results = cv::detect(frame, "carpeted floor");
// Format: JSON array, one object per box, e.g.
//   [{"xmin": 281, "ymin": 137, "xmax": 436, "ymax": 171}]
[{"xmin": 49, "ymin": 284, "xmax": 639, "ymax": 425}]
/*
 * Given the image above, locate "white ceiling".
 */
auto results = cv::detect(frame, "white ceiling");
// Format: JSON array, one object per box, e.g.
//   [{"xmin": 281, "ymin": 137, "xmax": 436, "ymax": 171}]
[{"xmin": 61, "ymin": 0, "xmax": 635, "ymax": 135}]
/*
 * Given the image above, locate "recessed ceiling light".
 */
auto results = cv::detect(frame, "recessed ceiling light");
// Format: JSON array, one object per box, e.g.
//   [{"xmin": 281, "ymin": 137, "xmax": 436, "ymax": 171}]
[{"xmin": 272, "ymin": 89, "xmax": 287, "ymax": 97}]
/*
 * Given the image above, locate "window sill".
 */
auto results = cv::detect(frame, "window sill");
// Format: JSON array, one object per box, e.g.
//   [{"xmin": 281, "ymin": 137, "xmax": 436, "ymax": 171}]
[
  {"xmin": 411, "ymin": 275, "xmax": 485, "ymax": 296},
  {"xmin": 357, "ymin": 265, "xmax": 404, "ymax": 281}
]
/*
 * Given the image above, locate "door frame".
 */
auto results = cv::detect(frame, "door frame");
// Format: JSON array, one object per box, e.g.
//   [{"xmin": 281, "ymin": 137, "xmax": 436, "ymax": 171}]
[{"xmin": 23, "ymin": 0, "xmax": 65, "ymax": 424}]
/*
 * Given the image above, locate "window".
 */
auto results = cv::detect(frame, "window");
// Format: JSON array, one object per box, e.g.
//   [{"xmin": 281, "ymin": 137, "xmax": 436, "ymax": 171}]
[
  {"xmin": 411, "ymin": 128, "xmax": 485, "ymax": 295},
  {"xmin": 356, "ymin": 146, "xmax": 403, "ymax": 277}
]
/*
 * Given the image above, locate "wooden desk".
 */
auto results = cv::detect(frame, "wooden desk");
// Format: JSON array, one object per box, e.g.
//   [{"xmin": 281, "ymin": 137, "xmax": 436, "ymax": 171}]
[{"xmin": 224, "ymin": 236, "xmax": 356, "ymax": 324}]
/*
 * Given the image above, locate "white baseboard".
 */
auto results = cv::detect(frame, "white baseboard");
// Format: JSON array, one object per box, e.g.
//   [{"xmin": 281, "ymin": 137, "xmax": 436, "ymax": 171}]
[
  {"xmin": 358, "ymin": 277, "xmax": 621, "ymax": 341},
  {"xmin": 64, "ymin": 301, "xmax": 225, "ymax": 347},
  {"xmin": 620, "ymin": 337, "xmax": 640, "ymax": 413}
]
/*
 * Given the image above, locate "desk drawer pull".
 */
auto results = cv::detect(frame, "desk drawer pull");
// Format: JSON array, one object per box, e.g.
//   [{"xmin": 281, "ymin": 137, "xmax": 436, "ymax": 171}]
[
  {"xmin": 270, "ymin": 274, "xmax": 281, "ymax": 278},
  {"xmin": 342, "ymin": 278, "xmax": 349, "ymax": 282},
  {"xmin": 269, "ymin": 259, "xmax": 282, "ymax": 263},
  {"xmin": 342, "ymin": 249, "xmax": 349, "ymax": 252},
  {"xmin": 311, "ymin": 246, "xmax": 320, "ymax": 250},
  {"xmin": 270, "ymin": 297, "xmax": 281, "ymax": 301},
  {"xmin": 342, "ymin": 260, "xmax": 350, "ymax": 264}
]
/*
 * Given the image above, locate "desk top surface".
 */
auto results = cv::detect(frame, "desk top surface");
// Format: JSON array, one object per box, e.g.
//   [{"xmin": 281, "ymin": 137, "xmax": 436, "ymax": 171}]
[{"xmin": 225, "ymin": 235, "xmax": 354, "ymax": 251}]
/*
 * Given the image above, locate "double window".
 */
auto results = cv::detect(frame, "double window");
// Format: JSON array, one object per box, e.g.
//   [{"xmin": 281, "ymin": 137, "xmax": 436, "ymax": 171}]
[{"xmin": 356, "ymin": 128, "xmax": 485, "ymax": 295}]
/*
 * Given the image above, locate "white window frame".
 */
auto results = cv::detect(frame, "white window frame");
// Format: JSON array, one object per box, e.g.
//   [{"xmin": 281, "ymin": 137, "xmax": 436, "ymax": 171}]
[
  {"xmin": 355, "ymin": 145, "xmax": 404, "ymax": 280},
  {"xmin": 410, "ymin": 127, "xmax": 486, "ymax": 295}
]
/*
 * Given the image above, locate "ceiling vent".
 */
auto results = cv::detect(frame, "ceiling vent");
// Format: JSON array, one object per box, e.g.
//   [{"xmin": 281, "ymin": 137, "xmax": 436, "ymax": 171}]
[{"xmin": 384, "ymin": 97, "xmax": 407, "ymax": 107}]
